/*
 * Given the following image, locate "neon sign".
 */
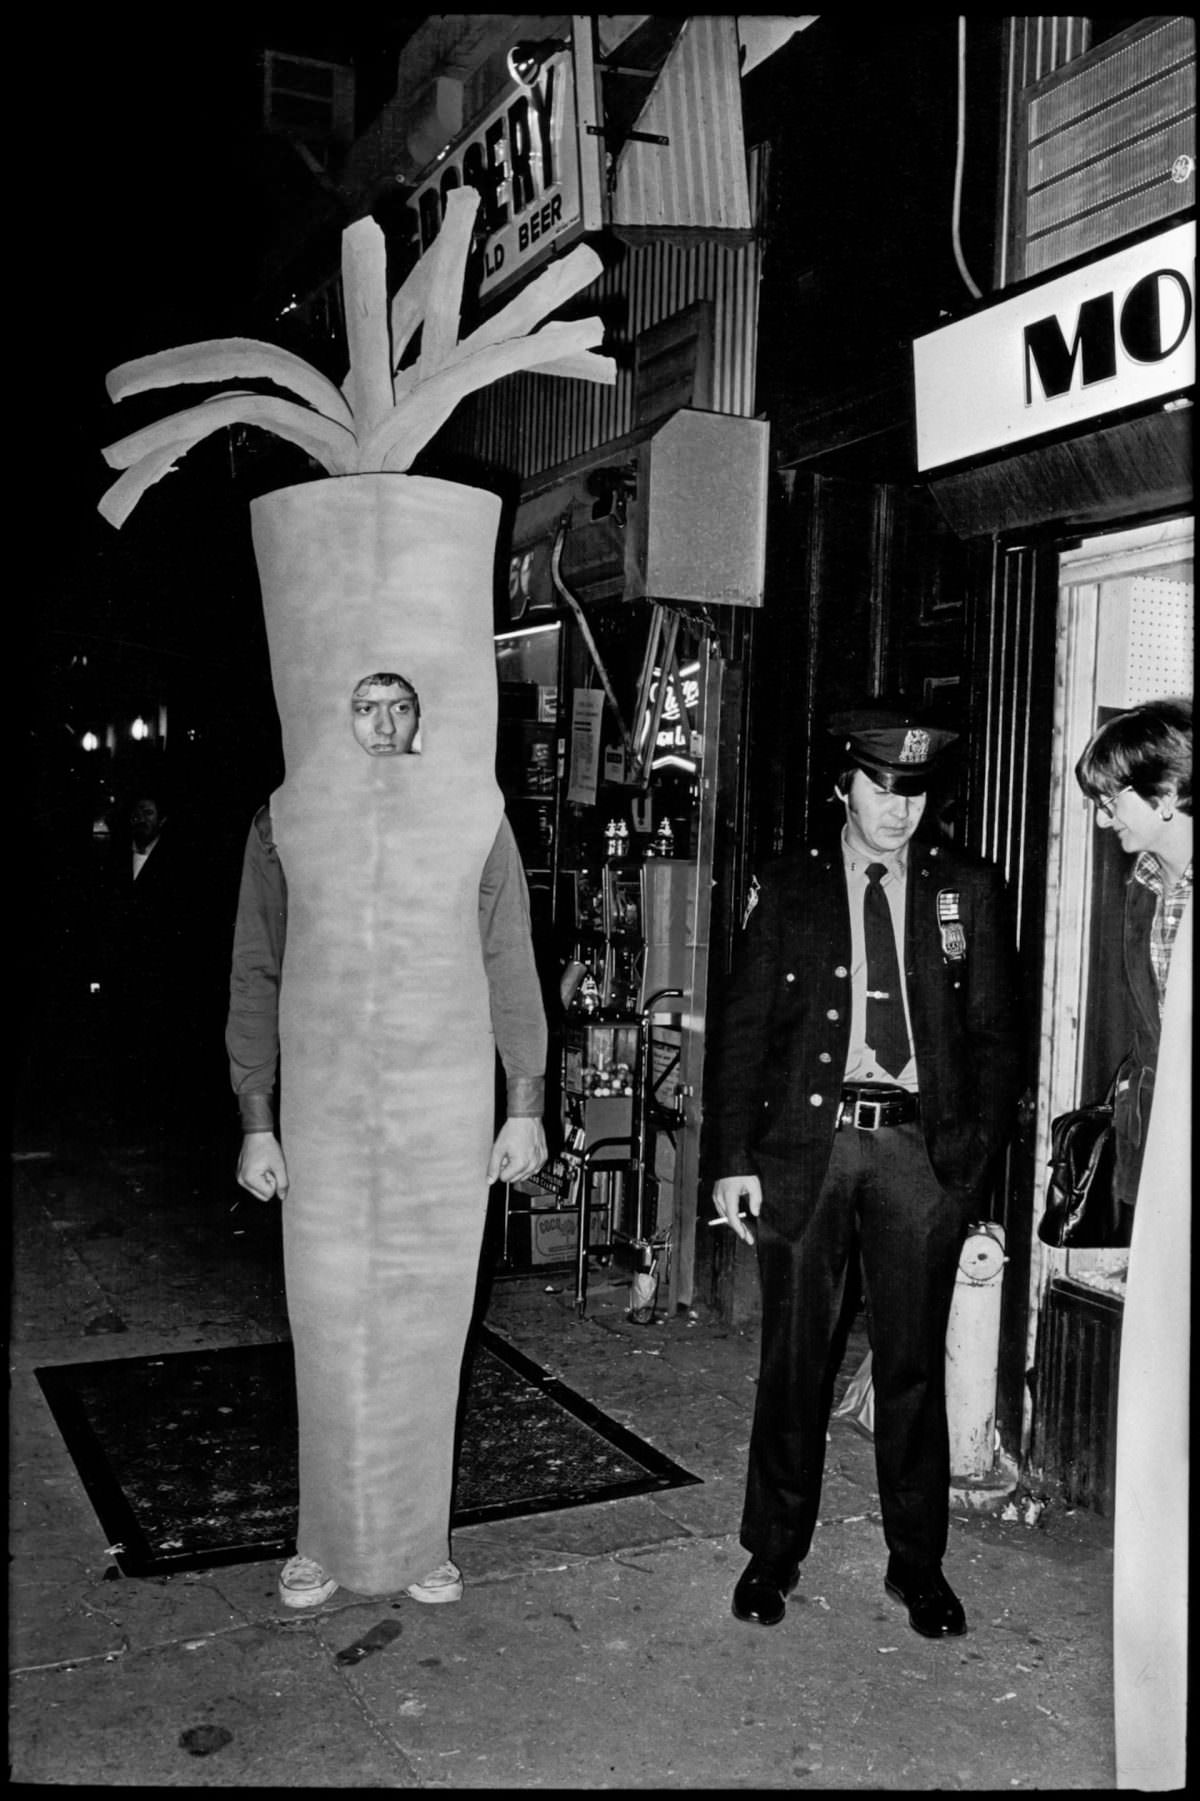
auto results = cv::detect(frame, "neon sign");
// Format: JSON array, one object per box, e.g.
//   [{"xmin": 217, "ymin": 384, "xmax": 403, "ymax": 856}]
[{"xmin": 642, "ymin": 662, "xmax": 702, "ymax": 773}]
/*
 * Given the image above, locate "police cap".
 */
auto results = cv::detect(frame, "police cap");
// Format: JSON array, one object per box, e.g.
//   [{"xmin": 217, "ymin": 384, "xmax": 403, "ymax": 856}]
[{"xmin": 827, "ymin": 706, "xmax": 959, "ymax": 796}]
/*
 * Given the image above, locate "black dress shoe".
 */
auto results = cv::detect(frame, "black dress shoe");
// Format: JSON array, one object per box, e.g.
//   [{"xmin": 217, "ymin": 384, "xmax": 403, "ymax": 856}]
[
  {"xmin": 732, "ymin": 1555, "xmax": 800, "ymax": 1627},
  {"xmin": 884, "ymin": 1557, "xmax": 967, "ymax": 1638}
]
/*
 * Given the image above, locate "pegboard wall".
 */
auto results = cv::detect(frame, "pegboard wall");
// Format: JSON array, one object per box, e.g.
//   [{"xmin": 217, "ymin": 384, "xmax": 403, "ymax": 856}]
[{"xmin": 1124, "ymin": 573, "xmax": 1193, "ymax": 706}]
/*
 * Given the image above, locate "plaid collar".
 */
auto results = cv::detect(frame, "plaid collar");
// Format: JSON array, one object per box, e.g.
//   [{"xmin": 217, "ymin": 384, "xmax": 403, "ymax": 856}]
[
  {"xmin": 1132, "ymin": 852, "xmax": 1193, "ymax": 898},
  {"xmin": 1133, "ymin": 854, "xmax": 1192, "ymax": 1012}
]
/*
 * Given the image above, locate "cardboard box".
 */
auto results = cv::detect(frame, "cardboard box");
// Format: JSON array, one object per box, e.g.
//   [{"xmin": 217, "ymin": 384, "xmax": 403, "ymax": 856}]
[{"xmin": 504, "ymin": 1205, "xmax": 610, "ymax": 1268}]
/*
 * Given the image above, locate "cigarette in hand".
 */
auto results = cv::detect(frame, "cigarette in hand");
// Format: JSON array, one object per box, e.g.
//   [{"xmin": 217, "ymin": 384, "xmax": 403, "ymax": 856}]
[{"xmin": 707, "ymin": 1213, "xmax": 748, "ymax": 1227}]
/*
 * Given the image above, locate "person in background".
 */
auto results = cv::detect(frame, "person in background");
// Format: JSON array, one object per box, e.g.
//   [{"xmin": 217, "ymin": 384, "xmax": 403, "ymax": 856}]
[
  {"xmin": 1074, "ymin": 696, "xmax": 1191, "ymax": 1792},
  {"xmin": 1073, "ymin": 697, "xmax": 1193, "ymax": 1242},
  {"xmin": 708, "ymin": 703, "xmax": 1023, "ymax": 1640},
  {"xmin": 227, "ymin": 671, "xmax": 548, "ymax": 1613},
  {"xmin": 100, "ymin": 786, "xmax": 190, "ymax": 1138}
]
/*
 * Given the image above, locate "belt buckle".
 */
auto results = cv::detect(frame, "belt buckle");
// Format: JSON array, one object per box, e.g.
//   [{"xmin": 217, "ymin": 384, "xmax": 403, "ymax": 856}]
[{"xmin": 858, "ymin": 1097, "xmax": 882, "ymax": 1130}]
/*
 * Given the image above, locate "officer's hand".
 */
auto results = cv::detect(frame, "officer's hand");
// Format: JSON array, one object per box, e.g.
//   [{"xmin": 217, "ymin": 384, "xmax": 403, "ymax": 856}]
[
  {"xmin": 712, "ymin": 1175, "xmax": 761, "ymax": 1246},
  {"xmin": 487, "ymin": 1116, "xmax": 548, "ymax": 1186},
  {"xmin": 237, "ymin": 1131, "xmax": 290, "ymax": 1202}
]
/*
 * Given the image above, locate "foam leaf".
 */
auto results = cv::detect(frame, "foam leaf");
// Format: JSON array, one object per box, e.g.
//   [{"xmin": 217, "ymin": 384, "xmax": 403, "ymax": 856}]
[
  {"xmin": 366, "ymin": 318, "xmax": 611, "ymax": 474},
  {"xmin": 416, "ymin": 187, "xmax": 478, "ymax": 383},
  {"xmin": 96, "ymin": 442, "xmax": 191, "ymax": 529},
  {"xmin": 389, "ymin": 255, "xmax": 432, "ymax": 376},
  {"xmin": 341, "ymin": 220, "xmax": 394, "ymax": 436},
  {"xmin": 103, "ymin": 394, "xmax": 355, "ymax": 474},
  {"xmin": 106, "ymin": 338, "xmax": 355, "ymax": 428},
  {"xmin": 460, "ymin": 245, "xmax": 604, "ymax": 356},
  {"xmin": 521, "ymin": 351, "xmax": 619, "ymax": 383}
]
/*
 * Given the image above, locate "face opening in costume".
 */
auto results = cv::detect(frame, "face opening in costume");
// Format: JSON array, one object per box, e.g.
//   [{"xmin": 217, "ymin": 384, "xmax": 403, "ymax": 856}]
[{"xmin": 350, "ymin": 674, "xmax": 421, "ymax": 756}]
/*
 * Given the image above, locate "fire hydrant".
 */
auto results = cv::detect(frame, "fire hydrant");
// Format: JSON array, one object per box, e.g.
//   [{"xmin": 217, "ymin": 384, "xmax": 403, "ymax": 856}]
[{"xmin": 944, "ymin": 1221, "xmax": 1007, "ymax": 1482}]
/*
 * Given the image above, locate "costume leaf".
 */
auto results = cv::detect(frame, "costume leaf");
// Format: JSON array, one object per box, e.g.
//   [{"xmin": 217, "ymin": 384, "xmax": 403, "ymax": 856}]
[
  {"xmin": 106, "ymin": 339, "xmax": 355, "ymax": 428},
  {"xmin": 100, "ymin": 188, "xmax": 615, "ymax": 524}
]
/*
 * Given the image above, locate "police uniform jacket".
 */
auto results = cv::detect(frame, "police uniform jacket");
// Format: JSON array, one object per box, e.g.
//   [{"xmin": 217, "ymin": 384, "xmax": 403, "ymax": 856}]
[{"xmin": 708, "ymin": 835, "xmax": 1023, "ymax": 1218}]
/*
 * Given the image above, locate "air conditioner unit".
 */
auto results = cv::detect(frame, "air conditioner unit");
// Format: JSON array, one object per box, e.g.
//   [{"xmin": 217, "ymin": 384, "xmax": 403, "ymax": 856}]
[
  {"xmin": 505, "ymin": 409, "xmax": 769, "ymax": 621},
  {"xmin": 1009, "ymin": 15, "xmax": 1195, "ymax": 281}
]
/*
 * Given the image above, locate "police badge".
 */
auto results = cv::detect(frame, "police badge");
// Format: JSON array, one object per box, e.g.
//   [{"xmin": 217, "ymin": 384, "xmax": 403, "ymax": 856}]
[{"xmin": 936, "ymin": 889, "xmax": 967, "ymax": 960}]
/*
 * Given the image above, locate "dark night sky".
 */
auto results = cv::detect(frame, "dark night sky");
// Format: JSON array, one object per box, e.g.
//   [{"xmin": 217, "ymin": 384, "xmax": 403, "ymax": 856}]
[{"xmin": 34, "ymin": 26, "xmax": 288, "ymax": 819}]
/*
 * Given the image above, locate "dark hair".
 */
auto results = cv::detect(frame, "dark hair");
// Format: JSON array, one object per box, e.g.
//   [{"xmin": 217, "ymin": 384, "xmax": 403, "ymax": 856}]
[
  {"xmin": 1074, "ymin": 697, "xmax": 1192, "ymax": 815},
  {"xmin": 351, "ymin": 672, "xmax": 420, "ymax": 718}
]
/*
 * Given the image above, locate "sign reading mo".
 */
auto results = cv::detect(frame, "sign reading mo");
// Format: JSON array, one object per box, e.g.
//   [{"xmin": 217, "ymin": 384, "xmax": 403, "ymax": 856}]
[
  {"xmin": 913, "ymin": 220, "xmax": 1194, "ymax": 471},
  {"xmin": 1024, "ymin": 265, "xmax": 1194, "ymax": 403}
]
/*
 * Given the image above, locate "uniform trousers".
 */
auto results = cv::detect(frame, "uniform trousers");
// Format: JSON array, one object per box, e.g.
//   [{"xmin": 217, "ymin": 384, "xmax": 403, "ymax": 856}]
[{"xmin": 741, "ymin": 1118, "xmax": 964, "ymax": 1572}]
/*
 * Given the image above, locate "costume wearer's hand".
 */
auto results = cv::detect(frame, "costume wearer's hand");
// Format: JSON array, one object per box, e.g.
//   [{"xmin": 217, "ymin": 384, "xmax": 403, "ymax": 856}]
[
  {"xmin": 712, "ymin": 1174, "xmax": 761, "ymax": 1246},
  {"xmin": 237, "ymin": 1131, "xmax": 290, "ymax": 1202},
  {"xmin": 487, "ymin": 1116, "xmax": 548, "ymax": 1185}
]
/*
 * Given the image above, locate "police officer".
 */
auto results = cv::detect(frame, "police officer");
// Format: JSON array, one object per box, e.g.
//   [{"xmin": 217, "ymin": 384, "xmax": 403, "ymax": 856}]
[{"xmin": 709, "ymin": 705, "xmax": 1022, "ymax": 1637}]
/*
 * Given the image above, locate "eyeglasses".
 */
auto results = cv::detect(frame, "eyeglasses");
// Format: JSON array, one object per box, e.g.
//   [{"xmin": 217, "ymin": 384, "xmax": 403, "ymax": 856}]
[{"xmin": 1093, "ymin": 786, "xmax": 1133, "ymax": 818}]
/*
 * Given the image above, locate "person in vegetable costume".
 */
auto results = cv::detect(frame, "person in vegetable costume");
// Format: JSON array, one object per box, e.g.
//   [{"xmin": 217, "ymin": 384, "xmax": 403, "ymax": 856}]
[{"xmin": 99, "ymin": 190, "xmax": 615, "ymax": 1607}]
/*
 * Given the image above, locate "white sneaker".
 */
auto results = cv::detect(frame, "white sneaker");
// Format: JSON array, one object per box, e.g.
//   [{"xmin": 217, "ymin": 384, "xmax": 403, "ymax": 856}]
[
  {"xmin": 405, "ymin": 1559, "xmax": 463, "ymax": 1604},
  {"xmin": 278, "ymin": 1553, "xmax": 338, "ymax": 1610}
]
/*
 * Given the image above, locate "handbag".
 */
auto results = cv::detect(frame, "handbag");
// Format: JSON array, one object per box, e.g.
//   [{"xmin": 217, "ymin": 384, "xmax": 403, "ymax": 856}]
[{"xmin": 1038, "ymin": 1082, "xmax": 1119, "ymax": 1249}]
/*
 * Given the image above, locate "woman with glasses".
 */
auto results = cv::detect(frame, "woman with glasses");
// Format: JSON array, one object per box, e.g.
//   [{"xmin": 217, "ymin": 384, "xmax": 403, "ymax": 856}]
[{"xmin": 1074, "ymin": 696, "xmax": 1192, "ymax": 1239}]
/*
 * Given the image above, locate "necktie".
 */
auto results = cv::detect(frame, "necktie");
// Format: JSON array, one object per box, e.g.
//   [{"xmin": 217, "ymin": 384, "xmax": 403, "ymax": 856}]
[{"xmin": 864, "ymin": 863, "xmax": 909, "ymax": 1078}]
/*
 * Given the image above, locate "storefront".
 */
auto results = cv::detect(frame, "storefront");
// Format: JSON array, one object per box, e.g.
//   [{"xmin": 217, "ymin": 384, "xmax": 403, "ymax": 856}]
[{"xmin": 913, "ymin": 211, "xmax": 1194, "ymax": 1505}]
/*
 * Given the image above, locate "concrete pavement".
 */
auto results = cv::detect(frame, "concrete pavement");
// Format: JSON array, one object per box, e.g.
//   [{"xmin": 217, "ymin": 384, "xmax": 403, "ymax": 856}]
[{"xmin": 9, "ymin": 1118, "xmax": 1117, "ymax": 1788}]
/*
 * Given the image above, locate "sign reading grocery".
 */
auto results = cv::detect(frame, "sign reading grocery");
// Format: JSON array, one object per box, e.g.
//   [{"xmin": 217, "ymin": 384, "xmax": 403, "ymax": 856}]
[
  {"xmin": 408, "ymin": 49, "xmax": 593, "ymax": 303},
  {"xmin": 913, "ymin": 221, "xmax": 1195, "ymax": 471}
]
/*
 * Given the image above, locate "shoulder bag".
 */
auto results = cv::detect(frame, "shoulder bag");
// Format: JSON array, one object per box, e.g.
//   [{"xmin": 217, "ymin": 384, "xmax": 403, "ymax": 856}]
[{"xmin": 1037, "ymin": 1079, "xmax": 1119, "ymax": 1249}]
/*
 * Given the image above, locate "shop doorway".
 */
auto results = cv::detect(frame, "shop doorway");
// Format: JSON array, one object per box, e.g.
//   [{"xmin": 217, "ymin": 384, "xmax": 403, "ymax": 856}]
[{"xmin": 1025, "ymin": 514, "xmax": 1192, "ymax": 1491}]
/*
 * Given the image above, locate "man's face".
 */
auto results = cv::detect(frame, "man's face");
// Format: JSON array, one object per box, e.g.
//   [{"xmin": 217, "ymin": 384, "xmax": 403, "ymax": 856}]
[
  {"xmin": 130, "ymin": 799, "xmax": 163, "ymax": 848},
  {"xmin": 350, "ymin": 682, "xmax": 419, "ymax": 756},
  {"xmin": 838, "ymin": 769, "xmax": 927, "ymax": 858},
  {"xmin": 1094, "ymin": 783, "xmax": 1175, "ymax": 859}
]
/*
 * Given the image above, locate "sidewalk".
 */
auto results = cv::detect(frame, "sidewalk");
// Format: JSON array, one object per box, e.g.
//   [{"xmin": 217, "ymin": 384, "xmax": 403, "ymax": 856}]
[{"xmin": 10, "ymin": 1116, "xmax": 1117, "ymax": 1789}]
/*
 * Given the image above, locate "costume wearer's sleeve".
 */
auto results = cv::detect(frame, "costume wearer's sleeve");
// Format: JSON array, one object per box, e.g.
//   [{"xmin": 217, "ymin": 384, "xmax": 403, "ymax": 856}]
[
  {"xmin": 478, "ymin": 815, "xmax": 547, "ymax": 1118},
  {"xmin": 226, "ymin": 807, "xmax": 287, "ymax": 1133}
]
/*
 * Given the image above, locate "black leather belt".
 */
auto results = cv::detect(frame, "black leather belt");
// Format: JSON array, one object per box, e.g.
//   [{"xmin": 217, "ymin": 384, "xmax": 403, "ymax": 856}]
[{"xmin": 838, "ymin": 1084, "xmax": 919, "ymax": 1130}]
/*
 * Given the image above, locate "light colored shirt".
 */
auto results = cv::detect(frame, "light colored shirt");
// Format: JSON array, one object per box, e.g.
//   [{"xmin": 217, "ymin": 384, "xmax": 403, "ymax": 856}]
[{"xmin": 841, "ymin": 835, "xmax": 918, "ymax": 1089}]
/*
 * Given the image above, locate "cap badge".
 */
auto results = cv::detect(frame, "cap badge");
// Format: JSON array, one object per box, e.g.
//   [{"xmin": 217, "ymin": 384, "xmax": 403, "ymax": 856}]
[{"xmin": 900, "ymin": 728, "xmax": 930, "ymax": 764}]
